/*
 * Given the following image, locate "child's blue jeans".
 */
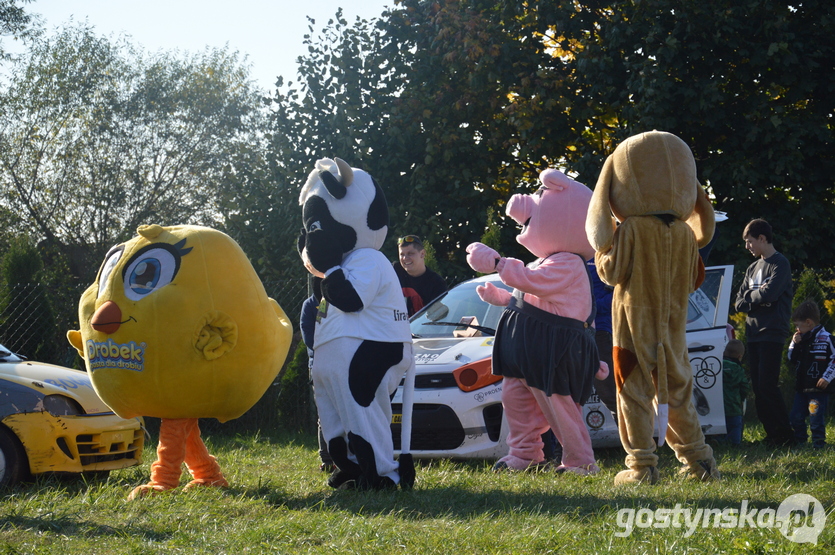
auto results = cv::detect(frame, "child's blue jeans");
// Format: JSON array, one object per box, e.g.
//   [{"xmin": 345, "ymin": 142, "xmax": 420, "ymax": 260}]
[
  {"xmin": 724, "ymin": 415, "xmax": 743, "ymax": 445},
  {"xmin": 789, "ymin": 391, "xmax": 829, "ymax": 448}
]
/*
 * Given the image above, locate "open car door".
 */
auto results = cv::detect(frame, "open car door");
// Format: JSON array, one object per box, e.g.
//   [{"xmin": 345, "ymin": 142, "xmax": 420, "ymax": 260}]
[{"xmin": 686, "ymin": 265, "xmax": 735, "ymax": 436}]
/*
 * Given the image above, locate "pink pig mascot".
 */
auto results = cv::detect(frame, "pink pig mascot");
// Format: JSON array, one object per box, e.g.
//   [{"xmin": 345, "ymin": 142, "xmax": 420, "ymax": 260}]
[{"xmin": 467, "ymin": 168, "xmax": 607, "ymax": 474}]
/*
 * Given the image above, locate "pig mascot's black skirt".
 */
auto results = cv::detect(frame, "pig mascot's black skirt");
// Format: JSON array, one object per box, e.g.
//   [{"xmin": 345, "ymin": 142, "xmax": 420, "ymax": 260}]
[{"xmin": 492, "ymin": 290, "xmax": 599, "ymax": 405}]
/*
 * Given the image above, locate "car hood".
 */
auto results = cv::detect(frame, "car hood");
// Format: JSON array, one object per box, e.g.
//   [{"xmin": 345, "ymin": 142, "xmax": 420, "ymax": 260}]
[
  {"xmin": 413, "ymin": 336, "xmax": 494, "ymax": 367},
  {"xmin": 0, "ymin": 360, "xmax": 113, "ymax": 414}
]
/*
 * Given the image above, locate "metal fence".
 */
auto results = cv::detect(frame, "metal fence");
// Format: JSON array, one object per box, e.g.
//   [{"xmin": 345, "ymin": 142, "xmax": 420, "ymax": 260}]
[
  {"xmin": 0, "ymin": 276, "xmax": 316, "ymax": 433},
  {"xmin": 0, "ymin": 282, "xmax": 74, "ymax": 366},
  {"xmin": 0, "ymin": 277, "xmax": 311, "ymax": 365}
]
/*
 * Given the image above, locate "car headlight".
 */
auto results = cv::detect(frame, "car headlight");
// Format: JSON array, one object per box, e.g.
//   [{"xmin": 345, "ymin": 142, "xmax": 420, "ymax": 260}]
[
  {"xmin": 453, "ymin": 357, "xmax": 502, "ymax": 392},
  {"xmin": 43, "ymin": 394, "xmax": 85, "ymax": 416}
]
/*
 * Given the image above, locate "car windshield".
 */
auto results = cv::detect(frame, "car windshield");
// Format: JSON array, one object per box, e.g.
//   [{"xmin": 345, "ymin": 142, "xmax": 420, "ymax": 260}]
[
  {"xmin": 410, "ymin": 279, "xmax": 512, "ymax": 338},
  {"xmin": 411, "ymin": 267, "xmax": 727, "ymax": 339}
]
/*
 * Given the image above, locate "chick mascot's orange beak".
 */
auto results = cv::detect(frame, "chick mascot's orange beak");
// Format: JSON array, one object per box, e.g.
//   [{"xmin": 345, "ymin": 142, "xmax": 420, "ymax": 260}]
[{"xmin": 68, "ymin": 224, "xmax": 292, "ymax": 499}]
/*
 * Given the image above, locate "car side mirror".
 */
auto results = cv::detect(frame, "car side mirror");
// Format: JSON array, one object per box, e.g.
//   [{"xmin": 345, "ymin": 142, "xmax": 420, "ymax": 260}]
[{"xmin": 426, "ymin": 302, "xmax": 449, "ymax": 322}]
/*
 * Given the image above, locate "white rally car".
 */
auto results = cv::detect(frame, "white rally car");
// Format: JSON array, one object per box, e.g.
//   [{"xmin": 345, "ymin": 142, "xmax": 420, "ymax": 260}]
[{"xmin": 391, "ymin": 265, "xmax": 734, "ymax": 459}]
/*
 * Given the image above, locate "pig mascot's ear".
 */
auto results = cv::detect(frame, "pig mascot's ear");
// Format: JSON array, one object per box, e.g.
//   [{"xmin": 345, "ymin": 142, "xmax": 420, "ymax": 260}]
[{"xmin": 585, "ymin": 156, "xmax": 617, "ymax": 253}]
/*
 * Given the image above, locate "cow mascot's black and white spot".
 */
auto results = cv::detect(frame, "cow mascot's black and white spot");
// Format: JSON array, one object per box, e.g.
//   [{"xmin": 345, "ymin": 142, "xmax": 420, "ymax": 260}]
[{"xmin": 298, "ymin": 157, "xmax": 416, "ymax": 490}]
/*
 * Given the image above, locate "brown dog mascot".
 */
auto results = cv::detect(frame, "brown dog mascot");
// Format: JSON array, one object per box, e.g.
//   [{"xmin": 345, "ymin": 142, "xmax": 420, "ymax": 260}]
[{"xmin": 585, "ymin": 131, "xmax": 720, "ymax": 485}]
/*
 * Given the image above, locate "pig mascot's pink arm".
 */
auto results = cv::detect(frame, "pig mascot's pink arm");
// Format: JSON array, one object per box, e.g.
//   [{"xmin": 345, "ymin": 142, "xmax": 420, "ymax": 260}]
[
  {"xmin": 476, "ymin": 281, "xmax": 512, "ymax": 306},
  {"xmin": 466, "ymin": 243, "xmax": 512, "ymax": 306}
]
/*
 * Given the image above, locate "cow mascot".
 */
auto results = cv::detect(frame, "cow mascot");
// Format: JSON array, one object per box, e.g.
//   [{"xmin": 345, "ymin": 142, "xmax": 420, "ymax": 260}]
[
  {"xmin": 298, "ymin": 157, "xmax": 416, "ymax": 490},
  {"xmin": 466, "ymin": 168, "xmax": 608, "ymax": 475},
  {"xmin": 585, "ymin": 131, "xmax": 719, "ymax": 485}
]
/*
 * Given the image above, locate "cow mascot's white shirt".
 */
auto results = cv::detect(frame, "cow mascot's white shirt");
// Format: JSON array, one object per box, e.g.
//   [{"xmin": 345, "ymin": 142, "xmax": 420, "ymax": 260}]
[{"xmin": 298, "ymin": 157, "xmax": 415, "ymax": 490}]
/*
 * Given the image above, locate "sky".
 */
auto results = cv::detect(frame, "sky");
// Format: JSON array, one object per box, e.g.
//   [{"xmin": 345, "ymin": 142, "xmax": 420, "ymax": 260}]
[{"xmin": 27, "ymin": 0, "xmax": 392, "ymax": 92}]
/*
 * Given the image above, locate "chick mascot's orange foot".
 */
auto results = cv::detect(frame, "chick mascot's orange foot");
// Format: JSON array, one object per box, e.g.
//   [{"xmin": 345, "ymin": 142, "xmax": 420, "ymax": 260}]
[
  {"xmin": 585, "ymin": 131, "xmax": 720, "ymax": 485},
  {"xmin": 67, "ymin": 225, "xmax": 292, "ymax": 499}
]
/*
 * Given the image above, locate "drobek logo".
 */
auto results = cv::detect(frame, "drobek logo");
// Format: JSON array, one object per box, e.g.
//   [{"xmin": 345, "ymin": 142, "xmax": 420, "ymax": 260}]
[
  {"xmin": 85, "ymin": 338, "xmax": 146, "ymax": 372},
  {"xmin": 776, "ymin": 494, "xmax": 826, "ymax": 544}
]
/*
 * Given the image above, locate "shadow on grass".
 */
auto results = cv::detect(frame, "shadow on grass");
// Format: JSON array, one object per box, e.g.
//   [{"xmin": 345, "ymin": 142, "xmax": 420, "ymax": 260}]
[
  {"xmin": 215, "ymin": 429, "xmax": 835, "ymax": 523},
  {"xmin": 226, "ymin": 444, "xmax": 809, "ymax": 523},
  {"xmin": 712, "ymin": 441, "xmax": 835, "ymax": 484},
  {"xmin": 0, "ymin": 513, "xmax": 172, "ymax": 542},
  {"xmin": 232, "ymin": 479, "xmax": 800, "ymax": 523}
]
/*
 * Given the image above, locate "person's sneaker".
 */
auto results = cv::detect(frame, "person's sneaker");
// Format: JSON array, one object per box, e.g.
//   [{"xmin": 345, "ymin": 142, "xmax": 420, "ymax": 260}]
[
  {"xmin": 754, "ymin": 437, "xmax": 797, "ymax": 448},
  {"xmin": 773, "ymin": 437, "xmax": 799, "ymax": 448}
]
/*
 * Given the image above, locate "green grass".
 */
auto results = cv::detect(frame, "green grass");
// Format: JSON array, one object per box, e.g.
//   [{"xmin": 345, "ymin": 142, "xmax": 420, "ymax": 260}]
[{"xmin": 2, "ymin": 425, "xmax": 834, "ymax": 554}]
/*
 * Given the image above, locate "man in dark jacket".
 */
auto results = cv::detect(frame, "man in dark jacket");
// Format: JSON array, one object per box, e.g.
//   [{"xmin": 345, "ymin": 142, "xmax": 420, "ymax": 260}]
[
  {"xmin": 393, "ymin": 235, "xmax": 447, "ymax": 317},
  {"xmin": 734, "ymin": 219, "xmax": 794, "ymax": 446}
]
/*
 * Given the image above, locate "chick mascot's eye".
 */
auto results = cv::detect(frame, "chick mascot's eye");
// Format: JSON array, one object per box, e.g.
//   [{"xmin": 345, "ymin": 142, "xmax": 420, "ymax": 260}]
[
  {"xmin": 308, "ymin": 221, "xmax": 322, "ymax": 232},
  {"xmin": 98, "ymin": 246, "xmax": 124, "ymax": 298},
  {"xmin": 122, "ymin": 246, "xmax": 180, "ymax": 301}
]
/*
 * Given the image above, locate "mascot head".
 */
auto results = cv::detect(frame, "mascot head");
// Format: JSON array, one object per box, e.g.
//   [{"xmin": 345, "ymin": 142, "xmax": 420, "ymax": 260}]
[
  {"xmin": 297, "ymin": 157, "xmax": 389, "ymax": 274},
  {"xmin": 67, "ymin": 225, "xmax": 293, "ymax": 422},
  {"xmin": 506, "ymin": 168, "xmax": 595, "ymax": 261},
  {"xmin": 585, "ymin": 130, "xmax": 715, "ymax": 252}
]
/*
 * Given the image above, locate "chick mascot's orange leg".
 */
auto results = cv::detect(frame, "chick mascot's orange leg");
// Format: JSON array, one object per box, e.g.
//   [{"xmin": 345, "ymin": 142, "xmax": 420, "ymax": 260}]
[
  {"xmin": 183, "ymin": 419, "xmax": 228, "ymax": 489},
  {"xmin": 128, "ymin": 418, "xmax": 228, "ymax": 499}
]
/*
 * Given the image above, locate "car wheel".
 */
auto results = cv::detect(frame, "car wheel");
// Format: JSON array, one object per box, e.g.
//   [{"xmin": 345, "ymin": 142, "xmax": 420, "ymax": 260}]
[{"xmin": 0, "ymin": 426, "xmax": 30, "ymax": 487}]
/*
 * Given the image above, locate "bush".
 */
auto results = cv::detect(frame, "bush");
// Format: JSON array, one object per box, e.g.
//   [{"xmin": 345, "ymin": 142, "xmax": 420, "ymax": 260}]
[
  {"xmin": 274, "ymin": 340, "xmax": 316, "ymax": 433},
  {"xmin": 792, "ymin": 268, "xmax": 834, "ymax": 330}
]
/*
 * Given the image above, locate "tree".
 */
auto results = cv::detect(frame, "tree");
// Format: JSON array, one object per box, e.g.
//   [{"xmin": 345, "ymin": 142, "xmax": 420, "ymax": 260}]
[
  {"xmin": 0, "ymin": 0, "xmax": 38, "ymax": 62},
  {"xmin": 370, "ymin": 0, "xmax": 537, "ymax": 273},
  {"xmin": 268, "ymin": 3, "xmax": 555, "ymax": 277},
  {"xmin": 537, "ymin": 0, "xmax": 835, "ymax": 271},
  {"xmin": 272, "ymin": 1, "xmax": 835, "ymax": 278},
  {"xmin": 213, "ymin": 10, "xmax": 390, "ymax": 290},
  {"xmin": 0, "ymin": 24, "xmax": 264, "ymax": 281}
]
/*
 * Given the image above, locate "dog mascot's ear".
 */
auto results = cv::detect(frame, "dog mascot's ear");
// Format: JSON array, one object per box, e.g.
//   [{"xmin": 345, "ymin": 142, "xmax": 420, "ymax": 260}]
[
  {"xmin": 686, "ymin": 183, "xmax": 716, "ymax": 249},
  {"xmin": 586, "ymin": 156, "xmax": 618, "ymax": 253}
]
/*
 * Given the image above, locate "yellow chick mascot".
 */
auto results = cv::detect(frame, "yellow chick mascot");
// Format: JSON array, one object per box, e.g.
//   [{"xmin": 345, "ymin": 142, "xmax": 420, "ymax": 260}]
[
  {"xmin": 585, "ymin": 131, "xmax": 719, "ymax": 485},
  {"xmin": 68, "ymin": 225, "xmax": 292, "ymax": 499}
]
